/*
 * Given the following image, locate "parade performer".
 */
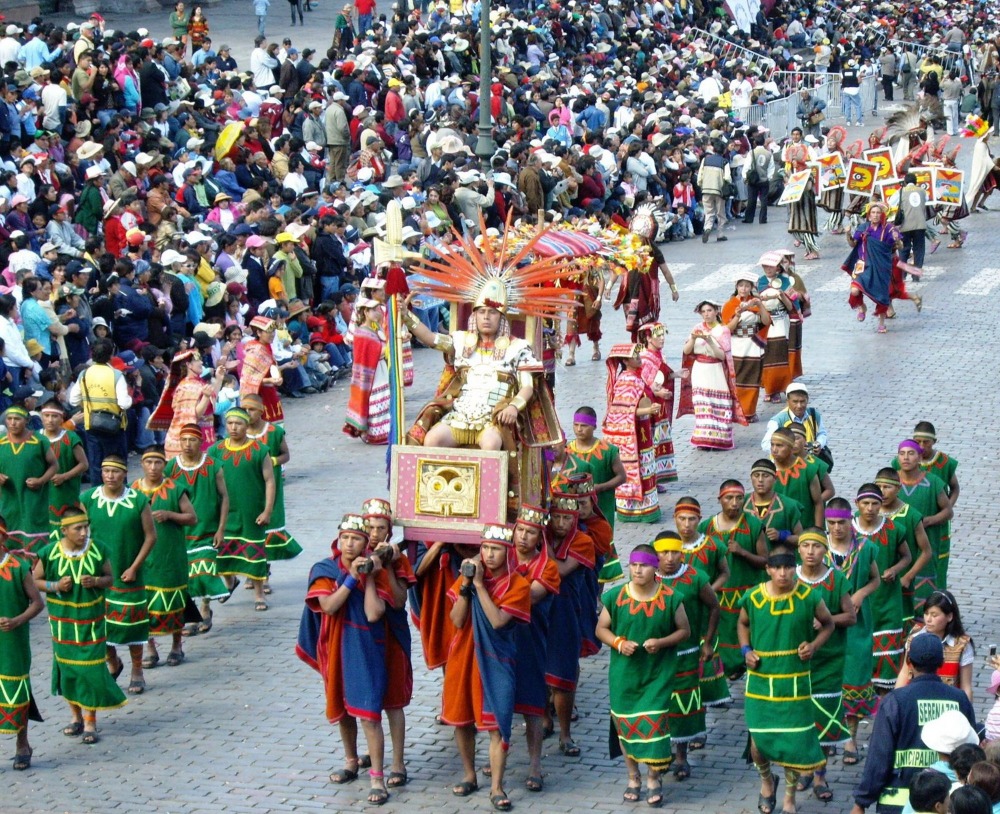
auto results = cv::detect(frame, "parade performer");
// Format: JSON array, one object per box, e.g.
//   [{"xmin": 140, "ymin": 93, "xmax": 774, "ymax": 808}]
[
  {"xmin": 511, "ymin": 505, "xmax": 560, "ymax": 793},
  {"xmin": 132, "ymin": 447, "xmax": 196, "ymax": 670},
  {"xmin": 543, "ymin": 493, "xmax": 596, "ymax": 758},
  {"xmin": 560, "ymin": 471, "xmax": 619, "ymax": 591},
  {"xmin": 654, "ymin": 532, "xmax": 720, "ymax": 782},
  {"xmin": 778, "ymin": 251, "xmax": 808, "ymax": 381},
  {"xmin": 239, "ymin": 316, "xmax": 285, "ymax": 424},
  {"xmin": 410, "ymin": 538, "xmax": 463, "ymax": 672},
  {"xmin": 818, "ymin": 126, "xmax": 848, "ymax": 234},
  {"xmin": 785, "ymin": 144, "xmax": 821, "ymax": 259},
  {"xmin": 613, "ymin": 205, "xmax": 679, "ymax": 342},
  {"xmin": 755, "ymin": 252, "xmax": 797, "ymax": 403},
  {"xmin": 81, "ymin": 456, "xmax": 156, "ymax": 697},
  {"xmin": 739, "ymin": 542, "xmax": 834, "ymax": 814},
  {"xmin": 603, "ymin": 343, "xmax": 661, "ymax": 523},
  {"xmin": 167, "ymin": 424, "xmax": 231, "ymax": 635},
  {"xmin": 721, "ymin": 273, "xmax": 771, "ymax": 421},
  {"xmin": 213, "ymin": 408, "xmax": 275, "ymax": 612},
  {"xmin": 824, "ymin": 497, "xmax": 881, "ymax": 766},
  {"xmin": 746, "ymin": 459, "xmax": 804, "ymax": 546},
  {"xmin": 297, "ymin": 513, "xmax": 408, "ymax": 807},
  {"xmin": 844, "ymin": 202, "xmax": 902, "ymax": 334},
  {"xmin": 0, "ymin": 406, "xmax": 57, "ymax": 552},
  {"xmin": 562, "ymin": 405, "xmax": 625, "ymax": 531},
  {"xmin": 699, "ymin": 484, "xmax": 767, "ymax": 679},
  {"xmin": 0, "ymin": 518, "xmax": 43, "ymax": 770},
  {"xmin": 343, "ymin": 297, "xmax": 391, "ymax": 445},
  {"xmin": 443, "ymin": 524, "xmax": 530, "ymax": 812},
  {"xmin": 33, "ymin": 508, "xmax": 127, "ymax": 745},
  {"xmin": 361, "ymin": 498, "xmax": 415, "ymax": 791},
  {"xmin": 894, "ymin": 437, "xmax": 954, "ymax": 591},
  {"xmin": 674, "ymin": 497, "xmax": 731, "ymax": 716},
  {"xmin": 637, "ymin": 322, "xmax": 680, "ymax": 489},
  {"xmin": 245, "ymin": 394, "xmax": 302, "ymax": 567},
  {"xmin": 874, "ymin": 468, "xmax": 934, "ymax": 628},
  {"xmin": 854, "ymin": 484, "xmax": 912, "ymax": 691},
  {"xmin": 564, "ymin": 265, "xmax": 605, "ymax": 365},
  {"xmin": 38, "ymin": 401, "xmax": 88, "ymax": 536},
  {"xmin": 597, "ymin": 544, "xmax": 689, "ymax": 808},
  {"xmin": 795, "ymin": 529, "xmax": 855, "ymax": 801},
  {"xmin": 678, "ymin": 301, "xmax": 747, "ymax": 450},
  {"xmin": 147, "ymin": 348, "xmax": 223, "ymax": 459},
  {"xmin": 770, "ymin": 428, "xmax": 823, "ymax": 529}
]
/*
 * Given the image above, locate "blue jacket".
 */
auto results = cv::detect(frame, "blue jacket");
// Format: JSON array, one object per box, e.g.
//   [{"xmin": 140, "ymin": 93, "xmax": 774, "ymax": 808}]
[{"xmin": 853, "ymin": 674, "xmax": 977, "ymax": 813}]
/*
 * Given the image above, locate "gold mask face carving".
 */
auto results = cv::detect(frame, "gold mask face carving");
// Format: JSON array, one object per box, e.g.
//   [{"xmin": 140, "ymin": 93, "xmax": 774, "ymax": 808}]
[{"xmin": 416, "ymin": 459, "xmax": 481, "ymax": 517}]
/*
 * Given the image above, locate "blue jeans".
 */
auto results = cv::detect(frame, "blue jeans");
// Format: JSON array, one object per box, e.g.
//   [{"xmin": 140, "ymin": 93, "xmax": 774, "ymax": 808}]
[
  {"xmin": 325, "ymin": 342, "xmax": 350, "ymax": 368},
  {"xmin": 257, "ymin": 14, "xmax": 267, "ymax": 35},
  {"xmin": 357, "ymin": 13, "xmax": 372, "ymax": 35},
  {"xmin": 318, "ymin": 275, "xmax": 341, "ymax": 301},
  {"xmin": 85, "ymin": 429, "xmax": 128, "ymax": 486},
  {"xmin": 843, "ymin": 92, "xmax": 862, "ymax": 124}
]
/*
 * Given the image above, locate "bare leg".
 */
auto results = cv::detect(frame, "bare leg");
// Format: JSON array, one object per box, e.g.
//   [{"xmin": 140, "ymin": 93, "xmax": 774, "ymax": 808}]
[
  {"xmin": 488, "ymin": 730, "xmax": 507, "ymax": 798},
  {"xmin": 524, "ymin": 714, "xmax": 543, "ymax": 783},
  {"xmin": 553, "ymin": 688, "xmax": 575, "ymax": 748},
  {"xmin": 129, "ymin": 644, "xmax": 144, "ymax": 684},
  {"xmin": 623, "ymin": 755, "xmax": 642, "ymax": 800},
  {"xmin": 751, "ymin": 738, "xmax": 777, "ymax": 813},
  {"xmin": 453, "ymin": 724, "xmax": 478, "ymax": 791},
  {"xmin": 331, "ymin": 717, "xmax": 361, "ymax": 782},
  {"xmin": 479, "ymin": 427, "xmax": 504, "ymax": 451},
  {"xmin": 386, "ymin": 708, "xmax": 406, "ymax": 776},
  {"xmin": 359, "ymin": 718, "xmax": 387, "ymax": 802},
  {"xmin": 253, "ymin": 579, "xmax": 267, "ymax": 608},
  {"xmin": 424, "ymin": 422, "xmax": 458, "ymax": 448}
]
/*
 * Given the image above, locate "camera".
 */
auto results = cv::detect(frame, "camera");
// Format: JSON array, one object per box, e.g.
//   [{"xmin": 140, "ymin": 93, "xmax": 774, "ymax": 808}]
[
  {"xmin": 461, "ymin": 561, "xmax": 477, "ymax": 579},
  {"xmin": 357, "ymin": 545, "xmax": 394, "ymax": 574},
  {"xmin": 356, "ymin": 557, "xmax": 375, "ymax": 574}
]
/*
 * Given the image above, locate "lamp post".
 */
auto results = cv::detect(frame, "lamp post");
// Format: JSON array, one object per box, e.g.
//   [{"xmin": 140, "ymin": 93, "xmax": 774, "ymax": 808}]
[{"xmin": 475, "ymin": 0, "xmax": 497, "ymax": 160}]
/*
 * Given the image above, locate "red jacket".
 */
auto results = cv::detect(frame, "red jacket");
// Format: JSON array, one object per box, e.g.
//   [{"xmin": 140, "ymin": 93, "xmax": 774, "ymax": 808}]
[
  {"xmin": 384, "ymin": 90, "xmax": 405, "ymax": 123},
  {"xmin": 104, "ymin": 215, "xmax": 127, "ymax": 258}
]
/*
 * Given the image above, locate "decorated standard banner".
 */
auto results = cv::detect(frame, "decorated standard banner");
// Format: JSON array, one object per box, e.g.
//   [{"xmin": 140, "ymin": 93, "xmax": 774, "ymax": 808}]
[
  {"xmin": 932, "ymin": 166, "xmax": 964, "ymax": 208},
  {"xmin": 816, "ymin": 153, "xmax": 847, "ymax": 192},
  {"xmin": 846, "ymin": 159, "xmax": 879, "ymax": 197},
  {"xmin": 863, "ymin": 147, "xmax": 894, "ymax": 180},
  {"xmin": 876, "ymin": 178, "xmax": 904, "ymax": 217},
  {"xmin": 778, "ymin": 169, "xmax": 812, "ymax": 205},
  {"xmin": 912, "ymin": 167, "xmax": 934, "ymax": 201}
]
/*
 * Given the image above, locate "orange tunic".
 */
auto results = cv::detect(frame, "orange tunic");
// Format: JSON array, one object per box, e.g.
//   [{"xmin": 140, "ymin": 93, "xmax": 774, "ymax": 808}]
[
  {"xmin": 440, "ymin": 572, "xmax": 530, "ymax": 731},
  {"xmin": 415, "ymin": 550, "xmax": 458, "ymax": 670}
]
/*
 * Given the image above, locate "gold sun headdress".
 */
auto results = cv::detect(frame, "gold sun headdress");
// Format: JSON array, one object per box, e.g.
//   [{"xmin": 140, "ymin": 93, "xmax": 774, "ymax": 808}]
[{"xmin": 408, "ymin": 213, "xmax": 581, "ymax": 319}]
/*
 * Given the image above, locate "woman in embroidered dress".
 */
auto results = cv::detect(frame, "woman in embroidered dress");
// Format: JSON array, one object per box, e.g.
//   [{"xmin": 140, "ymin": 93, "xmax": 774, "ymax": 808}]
[
  {"xmin": 678, "ymin": 301, "xmax": 747, "ymax": 450},
  {"xmin": 343, "ymin": 298, "xmax": 390, "ymax": 445},
  {"xmin": 755, "ymin": 253, "xmax": 798, "ymax": 403},
  {"xmin": 721, "ymin": 273, "xmax": 771, "ymax": 422},
  {"xmin": 151, "ymin": 348, "xmax": 225, "ymax": 459},
  {"xmin": 239, "ymin": 316, "xmax": 285, "ymax": 424},
  {"xmin": 597, "ymin": 545, "xmax": 690, "ymax": 808},
  {"xmin": 824, "ymin": 497, "xmax": 881, "ymax": 765},
  {"xmin": 602, "ymin": 343, "xmax": 661, "ymax": 524},
  {"xmin": 33, "ymin": 509, "xmax": 127, "ymax": 745},
  {"xmin": 0, "ymin": 519, "xmax": 43, "ymax": 770},
  {"xmin": 187, "ymin": 6, "xmax": 210, "ymax": 50},
  {"xmin": 843, "ymin": 202, "xmax": 902, "ymax": 334},
  {"xmin": 637, "ymin": 323, "xmax": 681, "ymax": 491}
]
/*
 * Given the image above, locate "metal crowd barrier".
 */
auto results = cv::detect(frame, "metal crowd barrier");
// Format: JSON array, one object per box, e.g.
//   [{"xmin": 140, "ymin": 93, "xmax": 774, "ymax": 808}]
[
  {"xmin": 889, "ymin": 39, "xmax": 963, "ymax": 73},
  {"xmin": 689, "ymin": 27, "xmax": 777, "ymax": 79}
]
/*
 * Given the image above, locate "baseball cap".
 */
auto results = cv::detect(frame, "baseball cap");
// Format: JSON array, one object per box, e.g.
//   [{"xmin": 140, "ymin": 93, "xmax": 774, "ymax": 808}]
[{"xmin": 908, "ymin": 634, "xmax": 945, "ymax": 671}]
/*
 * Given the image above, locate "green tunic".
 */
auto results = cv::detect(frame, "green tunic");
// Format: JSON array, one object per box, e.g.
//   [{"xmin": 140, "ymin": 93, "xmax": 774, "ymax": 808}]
[
  {"xmin": 745, "ymin": 493, "xmax": 803, "ymax": 549},
  {"xmin": 38, "ymin": 430, "xmax": 84, "ymax": 535},
  {"xmin": 895, "ymin": 470, "xmax": 949, "ymax": 591},
  {"xmin": 602, "ymin": 581, "xmax": 681, "ymax": 767},
  {"xmin": 881, "ymin": 502, "xmax": 930, "ymax": 627},
  {"xmin": 134, "ymin": 478, "xmax": 190, "ymax": 637},
  {"xmin": 81, "ymin": 486, "xmax": 152, "ymax": 646},
  {"xmin": 659, "ymin": 565, "xmax": 708, "ymax": 742},
  {"xmin": 742, "ymin": 582, "xmax": 825, "ymax": 771},
  {"xmin": 894, "ymin": 452, "xmax": 957, "ymax": 588},
  {"xmin": 37, "ymin": 539, "xmax": 127, "ymax": 711},
  {"xmin": 248, "ymin": 422, "xmax": 302, "ymax": 562},
  {"xmin": 774, "ymin": 457, "xmax": 818, "ymax": 529},
  {"xmin": 213, "ymin": 438, "xmax": 270, "ymax": 580},
  {"xmin": 854, "ymin": 516, "xmax": 907, "ymax": 687},
  {"xmin": 680, "ymin": 534, "xmax": 731, "ymax": 706},
  {"xmin": 167, "ymin": 455, "xmax": 229, "ymax": 601},
  {"xmin": 828, "ymin": 535, "xmax": 879, "ymax": 719},
  {"xmin": 796, "ymin": 566, "xmax": 851, "ymax": 746},
  {"xmin": 0, "ymin": 552, "xmax": 34, "ymax": 733},
  {"xmin": 565, "ymin": 439, "xmax": 622, "ymax": 530},
  {"xmin": 700, "ymin": 512, "xmax": 765, "ymax": 674},
  {"xmin": 0, "ymin": 434, "xmax": 52, "ymax": 552}
]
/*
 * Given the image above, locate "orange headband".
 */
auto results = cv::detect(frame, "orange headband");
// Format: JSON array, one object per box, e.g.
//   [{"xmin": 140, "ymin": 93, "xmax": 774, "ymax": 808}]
[
  {"xmin": 673, "ymin": 501, "xmax": 701, "ymax": 516},
  {"xmin": 719, "ymin": 485, "xmax": 746, "ymax": 498}
]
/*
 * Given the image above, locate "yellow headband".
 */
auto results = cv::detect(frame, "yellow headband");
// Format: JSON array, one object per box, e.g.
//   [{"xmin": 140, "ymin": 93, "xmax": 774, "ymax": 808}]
[
  {"xmin": 101, "ymin": 459, "xmax": 128, "ymax": 471},
  {"xmin": 653, "ymin": 534, "xmax": 682, "ymax": 553},
  {"xmin": 141, "ymin": 450, "xmax": 167, "ymax": 462},
  {"xmin": 798, "ymin": 530, "xmax": 828, "ymax": 547},
  {"xmin": 60, "ymin": 511, "xmax": 89, "ymax": 527}
]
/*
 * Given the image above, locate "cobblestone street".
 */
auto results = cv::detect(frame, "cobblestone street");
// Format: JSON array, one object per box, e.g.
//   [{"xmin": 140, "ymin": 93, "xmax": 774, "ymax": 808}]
[{"xmin": 8, "ymin": 5, "xmax": 1000, "ymax": 813}]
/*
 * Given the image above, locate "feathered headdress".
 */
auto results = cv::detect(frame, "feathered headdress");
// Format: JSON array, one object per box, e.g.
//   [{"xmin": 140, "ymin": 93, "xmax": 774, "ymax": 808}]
[
  {"xmin": 845, "ymin": 139, "xmax": 864, "ymax": 159},
  {"xmin": 930, "ymin": 135, "xmax": 951, "ymax": 160},
  {"xmin": 895, "ymin": 141, "xmax": 931, "ymax": 176},
  {"xmin": 885, "ymin": 104, "xmax": 930, "ymax": 145},
  {"xmin": 827, "ymin": 125, "xmax": 848, "ymax": 147},
  {"xmin": 629, "ymin": 203, "xmax": 660, "ymax": 240},
  {"xmin": 410, "ymin": 212, "xmax": 581, "ymax": 319},
  {"xmin": 868, "ymin": 125, "xmax": 888, "ymax": 149}
]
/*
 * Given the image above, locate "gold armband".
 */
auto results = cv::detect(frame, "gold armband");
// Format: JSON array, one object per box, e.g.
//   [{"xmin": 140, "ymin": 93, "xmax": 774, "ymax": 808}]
[
  {"xmin": 402, "ymin": 311, "xmax": 420, "ymax": 330},
  {"xmin": 517, "ymin": 370, "xmax": 533, "ymax": 390},
  {"xmin": 432, "ymin": 333, "xmax": 454, "ymax": 352},
  {"xmin": 510, "ymin": 395, "xmax": 528, "ymax": 412}
]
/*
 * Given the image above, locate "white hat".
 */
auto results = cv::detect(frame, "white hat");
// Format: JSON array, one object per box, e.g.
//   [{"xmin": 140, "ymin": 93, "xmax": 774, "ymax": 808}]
[
  {"xmin": 187, "ymin": 137, "xmax": 205, "ymax": 150},
  {"xmin": 85, "ymin": 165, "xmax": 105, "ymax": 180},
  {"xmin": 457, "ymin": 170, "xmax": 479, "ymax": 185},
  {"xmin": 120, "ymin": 161, "xmax": 137, "ymax": 176},
  {"xmin": 921, "ymin": 710, "xmax": 979, "ymax": 754},
  {"xmin": 492, "ymin": 172, "xmax": 514, "ymax": 187},
  {"xmin": 161, "ymin": 249, "xmax": 186, "ymax": 266},
  {"xmin": 400, "ymin": 195, "xmax": 416, "ymax": 210},
  {"xmin": 400, "ymin": 225, "xmax": 421, "ymax": 242},
  {"xmin": 357, "ymin": 167, "xmax": 375, "ymax": 183},
  {"xmin": 185, "ymin": 231, "xmax": 211, "ymax": 245},
  {"xmin": 383, "ymin": 174, "xmax": 404, "ymax": 189},
  {"xmin": 305, "ymin": 141, "xmax": 322, "ymax": 152},
  {"xmin": 332, "ymin": 91, "xmax": 349, "ymax": 102}
]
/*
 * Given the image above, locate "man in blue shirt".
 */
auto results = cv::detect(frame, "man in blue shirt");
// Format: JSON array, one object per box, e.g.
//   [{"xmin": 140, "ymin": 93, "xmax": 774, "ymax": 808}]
[
  {"xmin": 191, "ymin": 37, "xmax": 217, "ymax": 69},
  {"xmin": 760, "ymin": 382, "xmax": 829, "ymax": 454},
  {"xmin": 575, "ymin": 95, "xmax": 607, "ymax": 133}
]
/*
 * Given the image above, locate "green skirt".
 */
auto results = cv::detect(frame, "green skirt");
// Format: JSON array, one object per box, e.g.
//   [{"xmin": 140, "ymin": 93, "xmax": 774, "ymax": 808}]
[
  {"xmin": 186, "ymin": 537, "xmax": 229, "ymax": 601},
  {"xmin": 745, "ymin": 669, "xmax": 825, "ymax": 771},
  {"xmin": 668, "ymin": 646, "xmax": 706, "ymax": 743}
]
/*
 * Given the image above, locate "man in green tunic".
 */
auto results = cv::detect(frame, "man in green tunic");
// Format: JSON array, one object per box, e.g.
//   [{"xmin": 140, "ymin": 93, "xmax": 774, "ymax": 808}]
[
  {"xmin": 597, "ymin": 544, "xmax": 690, "ymax": 808},
  {"xmin": 0, "ymin": 406, "xmax": 57, "ymax": 552},
  {"xmin": 746, "ymin": 459, "xmax": 804, "ymax": 547},
  {"xmin": 38, "ymin": 401, "xmax": 88, "ymax": 536},
  {"xmin": 167, "ymin": 424, "xmax": 231, "ymax": 634},
  {"xmin": 770, "ymin": 427, "xmax": 823, "ymax": 528},
  {"xmin": 795, "ymin": 528, "xmax": 855, "ymax": 802},
  {"xmin": 738, "ymin": 542, "xmax": 834, "ymax": 814},
  {"xmin": 654, "ymin": 531, "xmax": 720, "ymax": 782},
  {"xmin": 0, "ymin": 519, "xmax": 44, "ymax": 770},
  {"xmin": 893, "ymin": 440, "xmax": 952, "ymax": 590},
  {"xmin": 133, "ymin": 448, "xmax": 196, "ymax": 670},
  {"xmin": 563, "ymin": 406, "xmax": 626, "ymax": 530},
  {"xmin": 81, "ymin": 456, "xmax": 157, "ymax": 696}
]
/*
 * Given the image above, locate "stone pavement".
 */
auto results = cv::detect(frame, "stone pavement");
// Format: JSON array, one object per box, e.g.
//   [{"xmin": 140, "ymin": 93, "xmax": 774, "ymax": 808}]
[{"xmin": 8, "ymin": 5, "xmax": 1000, "ymax": 811}]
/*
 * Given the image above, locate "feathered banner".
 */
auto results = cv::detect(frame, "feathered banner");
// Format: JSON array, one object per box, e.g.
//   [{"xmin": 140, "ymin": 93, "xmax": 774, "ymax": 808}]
[{"xmin": 380, "ymin": 201, "xmax": 410, "ymax": 483}]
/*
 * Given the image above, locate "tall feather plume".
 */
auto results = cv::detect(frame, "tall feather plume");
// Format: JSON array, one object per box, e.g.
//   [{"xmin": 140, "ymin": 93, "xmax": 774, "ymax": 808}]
[{"xmin": 885, "ymin": 105, "xmax": 927, "ymax": 145}]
